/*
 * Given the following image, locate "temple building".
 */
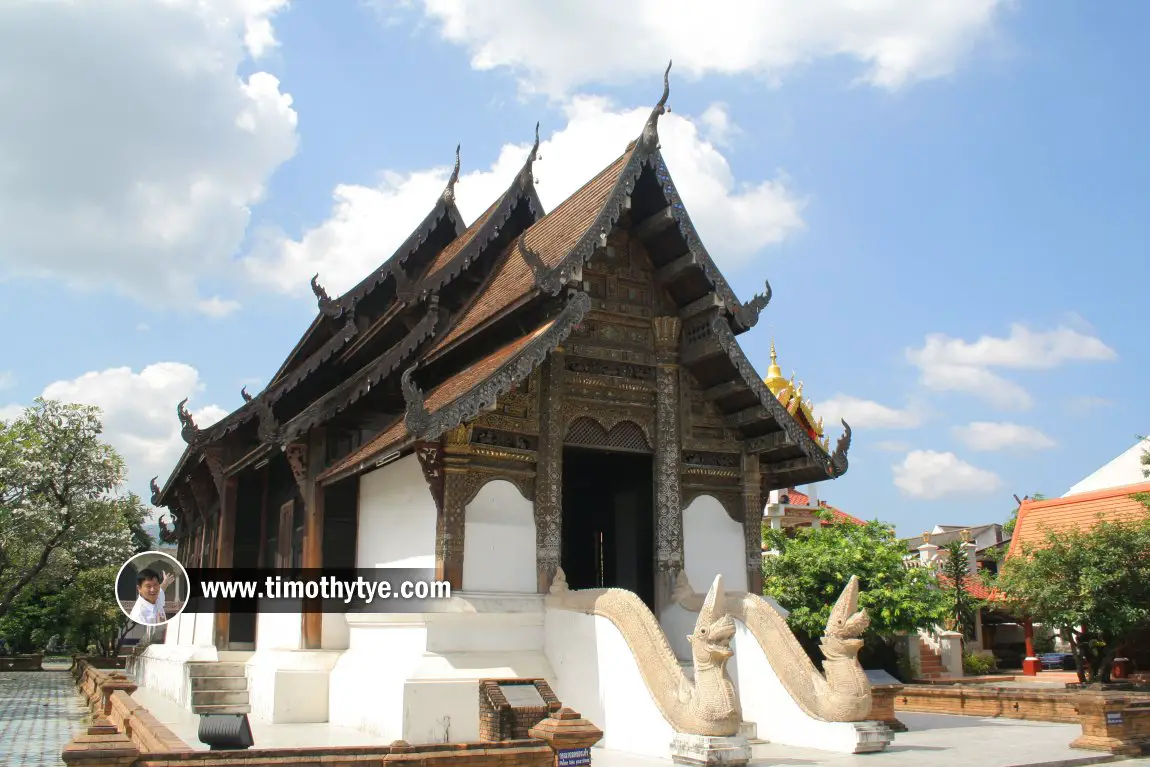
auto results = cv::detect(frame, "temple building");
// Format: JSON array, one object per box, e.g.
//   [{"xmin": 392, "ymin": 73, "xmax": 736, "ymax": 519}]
[{"xmin": 141, "ymin": 66, "xmax": 864, "ymax": 753}]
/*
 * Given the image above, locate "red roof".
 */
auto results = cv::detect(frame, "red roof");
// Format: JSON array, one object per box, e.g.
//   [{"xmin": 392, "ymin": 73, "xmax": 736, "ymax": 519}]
[
  {"xmin": 936, "ymin": 573, "xmax": 995, "ymax": 600},
  {"xmin": 785, "ymin": 489, "xmax": 866, "ymax": 526},
  {"xmin": 1007, "ymin": 481, "xmax": 1150, "ymax": 559}
]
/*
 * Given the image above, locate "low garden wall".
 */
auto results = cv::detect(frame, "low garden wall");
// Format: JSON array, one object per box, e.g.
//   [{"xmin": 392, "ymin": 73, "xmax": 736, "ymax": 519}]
[
  {"xmin": 64, "ymin": 657, "xmax": 605, "ymax": 767},
  {"xmin": 892, "ymin": 682, "xmax": 1149, "ymax": 756},
  {"xmin": 894, "ymin": 683, "xmax": 1080, "ymax": 723},
  {"xmin": 0, "ymin": 654, "xmax": 42, "ymax": 671}
]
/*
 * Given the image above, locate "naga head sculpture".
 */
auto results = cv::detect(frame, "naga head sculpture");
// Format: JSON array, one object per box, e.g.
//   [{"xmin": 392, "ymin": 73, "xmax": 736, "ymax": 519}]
[
  {"xmin": 821, "ymin": 575, "xmax": 870, "ymax": 659},
  {"xmin": 688, "ymin": 574, "xmax": 736, "ymax": 669}
]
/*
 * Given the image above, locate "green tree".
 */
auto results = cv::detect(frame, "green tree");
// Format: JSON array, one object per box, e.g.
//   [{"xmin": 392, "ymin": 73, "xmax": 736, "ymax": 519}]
[
  {"xmin": 762, "ymin": 515, "xmax": 948, "ymax": 674},
  {"xmin": 0, "ymin": 399, "xmax": 147, "ymax": 620},
  {"xmin": 938, "ymin": 539, "xmax": 980, "ymax": 637},
  {"xmin": 50, "ymin": 565, "xmax": 134, "ymax": 657},
  {"xmin": 995, "ymin": 514, "xmax": 1150, "ymax": 684}
]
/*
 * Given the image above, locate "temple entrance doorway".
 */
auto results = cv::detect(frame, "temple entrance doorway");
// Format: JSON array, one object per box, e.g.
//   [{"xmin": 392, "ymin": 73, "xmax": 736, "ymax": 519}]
[{"xmin": 560, "ymin": 446, "xmax": 656, "ymax": 610}]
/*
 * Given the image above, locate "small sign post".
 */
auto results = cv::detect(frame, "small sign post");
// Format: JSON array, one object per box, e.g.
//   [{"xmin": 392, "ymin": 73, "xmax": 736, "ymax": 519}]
[
  {"xmin": 558, "ymin": 747, "xmax": 592, "ymax": 767},
  {"xmin": 1106, "ymin": 712, "xmax": 1123, "ymax": 726}
]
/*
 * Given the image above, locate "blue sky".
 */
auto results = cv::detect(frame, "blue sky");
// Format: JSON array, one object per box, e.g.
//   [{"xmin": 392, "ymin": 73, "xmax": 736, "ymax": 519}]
[{"xmin": 0, "ymin": 1, "xmax": 1146, "ymax": 537}]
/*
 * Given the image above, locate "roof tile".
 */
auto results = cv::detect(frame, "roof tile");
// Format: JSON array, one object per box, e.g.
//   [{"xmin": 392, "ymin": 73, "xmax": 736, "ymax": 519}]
[{"xmin": 1007, "ymin": 481, "xmax": 1150, "ymax": 558}]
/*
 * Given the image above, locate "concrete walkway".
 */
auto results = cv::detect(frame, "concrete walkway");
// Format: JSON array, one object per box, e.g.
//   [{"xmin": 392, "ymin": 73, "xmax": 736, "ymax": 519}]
[{"xmin": 0, "ymin": 669, "xmax": 89, "ymax": 767}]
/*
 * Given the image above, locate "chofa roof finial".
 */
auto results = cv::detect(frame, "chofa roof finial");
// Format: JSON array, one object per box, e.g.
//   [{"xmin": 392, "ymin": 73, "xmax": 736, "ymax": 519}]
[
  {"xmin": 639, "ymin": 60, "xmax": 672, "ymax": 150},
  {"xmin": 518, "ymin": 122, "xmax": 542, "ymax": 188},
  {"xmin": 442, "ymin": 144, "xmax": 461, "ymax": 204}
]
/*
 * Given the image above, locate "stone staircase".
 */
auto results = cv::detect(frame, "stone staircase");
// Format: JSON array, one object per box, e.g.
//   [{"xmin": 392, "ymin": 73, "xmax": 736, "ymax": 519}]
[
  {"xmin": 918, "ymin": 641, "xmax": 947, "ymax": 679},
  {"xmin": 188, "ymin": 659, "xmax": 250, "ymax": 715}
]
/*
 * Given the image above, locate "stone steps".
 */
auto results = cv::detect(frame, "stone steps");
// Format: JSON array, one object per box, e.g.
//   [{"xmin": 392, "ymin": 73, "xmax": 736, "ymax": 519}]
[{"xmin": 187, "ymin": 660, "xmax": 250, "ymax": 715}]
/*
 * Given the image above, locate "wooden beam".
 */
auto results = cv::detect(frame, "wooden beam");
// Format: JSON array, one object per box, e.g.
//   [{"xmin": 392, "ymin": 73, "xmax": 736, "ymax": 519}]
[
  {"xmin": 633, "ymin": 205, "xmax": 676, "ymax": 240},
  {"xmin": 655, "ymin": 252, "xmax": 697, "ymax": 285},
  {"xmin": 744, "ymin": 430, "xmax": 795, "ymax": 455},
  {"xmin": 723, "ymin": 406, "xmax": 768, "ymax": 428},
  {"xmin": 679, "ymin": 293, "xmax": 723, "ymax": 320},
  {"xmin": 703, "ymin": 380, "xmax": 745, "ymax": 402}
]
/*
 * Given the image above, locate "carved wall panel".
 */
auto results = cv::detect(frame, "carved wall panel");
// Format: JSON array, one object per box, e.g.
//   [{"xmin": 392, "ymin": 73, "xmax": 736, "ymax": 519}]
[
  {"xmin": 561, "ymin": 403, "xmax": 654, "ymax": 448},
  {"xmin": 565, "ymin": 416, "xmax": 652, "ymax": 453},
  {"xmin": 475, "ymin": 368, "xmax": 540, "ymax": 434}
]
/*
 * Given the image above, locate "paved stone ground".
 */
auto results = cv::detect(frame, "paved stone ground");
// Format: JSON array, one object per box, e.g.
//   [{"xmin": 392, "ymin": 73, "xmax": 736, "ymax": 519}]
[{"xmin": 0, "ymin": 669, "xmax": 88, "ymax": 767}]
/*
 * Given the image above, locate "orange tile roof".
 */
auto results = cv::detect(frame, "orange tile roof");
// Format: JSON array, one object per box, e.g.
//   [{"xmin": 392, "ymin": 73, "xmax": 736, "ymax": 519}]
[
  {"xmin": 936, "ymin": 573, "xmax": 995, "ymax": 600},
  {"xmin": 431, "ymin": 149, "xmax": 633, "ymax": 354},
  {"xmin": 319, "ymin": 319, "xmax": 556, "ymax": 481},
  {"xmin": 785, "ymin": 489, "xmax": 866, "ymax": 526},
  {"xmin": 1007, "ymin": 480, "xmax": 1150, "ymax": 559},
  {"xmin": 421, "ymin": 196, "xmax": 502, "ymax": 279}
]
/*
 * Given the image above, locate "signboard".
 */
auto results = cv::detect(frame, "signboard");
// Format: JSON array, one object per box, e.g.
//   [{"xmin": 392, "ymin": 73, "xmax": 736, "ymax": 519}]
[
  {"xmin": 864, "ymin": 670, "xmax": 902, "ymax": 687},
  {"xmin": 497, "ymin": 683, "xmax": 546, "ymax": 708},
  {"xmin": 558, "ymin": 747, "xmax": 591, "ymax": 767},
  {"xmin": 1106, "ymin": 712, "xmax": 1124, "ymax": 726}
]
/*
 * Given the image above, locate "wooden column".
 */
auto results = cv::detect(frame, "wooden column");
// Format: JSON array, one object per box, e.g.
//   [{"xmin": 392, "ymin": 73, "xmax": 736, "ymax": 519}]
[
  {"xmin": 439, "ymin": 425, "xmax": 472, "ymax": 590},
  {"xmin": 534, "ymin": 352, "xmax": 565, "ymax": 592},
  {"xmin": 213, "ymin": 475, "xmax": 239, "ymax": 650},
  {"xmin": 288, "ymin": 429, "xmax": 327, "ymax": 650},
  {"xmin": 742, "ymin": 453, "xmax": 763, "ymax": 595},
  {"xmin": 652, "ymin": 316, "xmax": 684, "ymax": 614}
]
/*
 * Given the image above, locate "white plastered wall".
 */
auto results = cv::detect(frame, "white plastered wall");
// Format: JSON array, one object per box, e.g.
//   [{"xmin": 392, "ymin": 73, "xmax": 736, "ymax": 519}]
[
  {"xmin": 463, "ymin": 479, "xmax": 536, "ymax": 593},
  {"xmin": 356, "ymin": 454, "xmax": 437, "ymax": 569}
]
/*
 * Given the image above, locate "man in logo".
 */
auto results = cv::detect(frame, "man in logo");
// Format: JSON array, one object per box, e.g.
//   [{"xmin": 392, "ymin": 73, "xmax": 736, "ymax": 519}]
[{"xmin": 129, "ymin": 568, "xmax": 176, "ymax": 625}]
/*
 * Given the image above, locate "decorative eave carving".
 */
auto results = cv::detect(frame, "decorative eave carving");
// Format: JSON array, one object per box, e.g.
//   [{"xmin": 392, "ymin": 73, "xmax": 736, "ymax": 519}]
[
  {"xmin": 403, "ymin": 291, "xmax": 593, "ymax": 445},
  {"xmin": 415, "ymin": 440, "xmax": 446, "ymax": 516},
  {"xmin": 253, "ymin": 395, "xmax": 281, "ymax": 444},
  {"xmin": 517, "ymin": 235, "xmax": 580, "ymax": 296},
  {"xmin": 201, "ymin": 446, "xmax": 227, "ymax": 494},
  {"xmin": 310, "ymin": 274, "xmax": 344, "ymax": 319},
  {"xmin": 733, "ymin": 280, "xmax": 772, "ymax": 330},
  {"xmin": 150, "ymin": 476, "xmax": 163, "ymax": 507},
  {"xmin": 284, "ymin": 442, "xmax": 308, "ymax": 491},
  {"xmin": 177, "ymin": 398, "xmax": 199, "ymax": 446},
  {"xmin": 157, "ymin": 515, "xmax": 178, "ymax": 544},
  {"xmin": 280, "ymin": 294, "xmax": 442, "ymax": 442},
  {"xmin": 708, "ymin": 316, "xmax": 852, "ymax": 479}
]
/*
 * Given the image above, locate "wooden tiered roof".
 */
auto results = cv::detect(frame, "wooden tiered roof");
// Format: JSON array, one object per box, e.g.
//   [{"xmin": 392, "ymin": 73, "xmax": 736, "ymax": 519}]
[{"xmin": 154, "ymin": 63, "xmax": 852, "ymax": 513}]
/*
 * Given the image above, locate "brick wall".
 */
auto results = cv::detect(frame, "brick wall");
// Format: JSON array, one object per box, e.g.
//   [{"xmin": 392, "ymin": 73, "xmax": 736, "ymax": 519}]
[
  {"xmin": 893, "ymin": 684, "xmax": 1080, "ymax": 723},
  {"xmin": 478, "ymin": 679, "xmax": 562, "ymax": 741}
]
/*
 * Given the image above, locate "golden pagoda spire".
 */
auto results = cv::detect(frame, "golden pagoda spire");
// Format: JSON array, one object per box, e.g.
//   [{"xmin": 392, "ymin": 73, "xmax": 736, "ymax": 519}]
[{"xmin": 764, "ymin": 338, "xmax": 788, "ymax": 395}]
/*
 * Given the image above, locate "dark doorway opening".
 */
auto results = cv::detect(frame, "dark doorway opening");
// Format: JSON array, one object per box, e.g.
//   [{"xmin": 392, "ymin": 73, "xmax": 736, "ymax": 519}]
[{"xmin": 561, "ymin": 447, "xmax": 655, "ymax": 609}]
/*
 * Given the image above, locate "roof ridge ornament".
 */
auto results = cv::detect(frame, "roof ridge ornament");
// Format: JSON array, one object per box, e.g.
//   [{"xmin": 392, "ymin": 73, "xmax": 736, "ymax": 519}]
[
  {"xmin": 516, "ymin": 233, "xmax": 566, "ymax": 295},
  {"xmin": 639, "ymin": 60, "xmax": 672, "ymax": 151},
  {"xmin": 442, "ymin": 144, "xmax": 461, "ymax": 204},
  {"xmin": 518, "ymin": 122, "xmax": 542, "ymax": 188},
  {"xmin": 240, "ymin": 386, "xmax": 253, "ymax": 403},
  {"xmin": 150, "ymin": 476, "xmax": 162, "ymax": 506}
]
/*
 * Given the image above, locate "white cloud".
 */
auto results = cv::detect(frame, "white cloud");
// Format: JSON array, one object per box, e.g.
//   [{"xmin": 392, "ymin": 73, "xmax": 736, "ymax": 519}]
[
  {"xmin": 243, "ymin": 95, "xmax": 806, "ymax": 297},
  {"xmin": 0, "ymin": 371, "xmax": 14, "ymax": 391},
  {"xmin": 953, "ymin": 421, "xmax": 1057, "ymax": 452},
  {"xmin": 1, "ymin": 364, "xmax": 228, "ymax": 500},
  {"xmin": 816, "ymin": 395, "xmax": 923, "ymax": 429},
  {"xmin": 0, "ymin": 0, "xmax": 298, "ymax": 313},
  {"xmin": 893, "ymin": 450, "xmax": 1003, "ymax": 500},
  {"xmin": 698, "ymin": 103, "xmax": 740, "ymax": 147},
  {"xmin": 388, "ymin": 0, "xmax": 1010, "ymax": 96},
  {"xmin": 873, "ymin": 440, "xmax": 912, "ymax": 453},
  {"xmin": 906, "ymin": 324, "xmax": 1117, "ymax": 410},
  {"xmin": 0, "ymin": 404, "xmax": 23, "ymax": 423}
]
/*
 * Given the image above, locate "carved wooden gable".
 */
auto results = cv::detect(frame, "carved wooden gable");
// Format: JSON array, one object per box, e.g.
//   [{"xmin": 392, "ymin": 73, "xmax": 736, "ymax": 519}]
[
  {"xmin": 558, "ymin": 232, "xmax": 677, "ymax": 441},
  {"xmin": 681, "ymin": 371, "xmax": 744, "ymax": 453}
]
